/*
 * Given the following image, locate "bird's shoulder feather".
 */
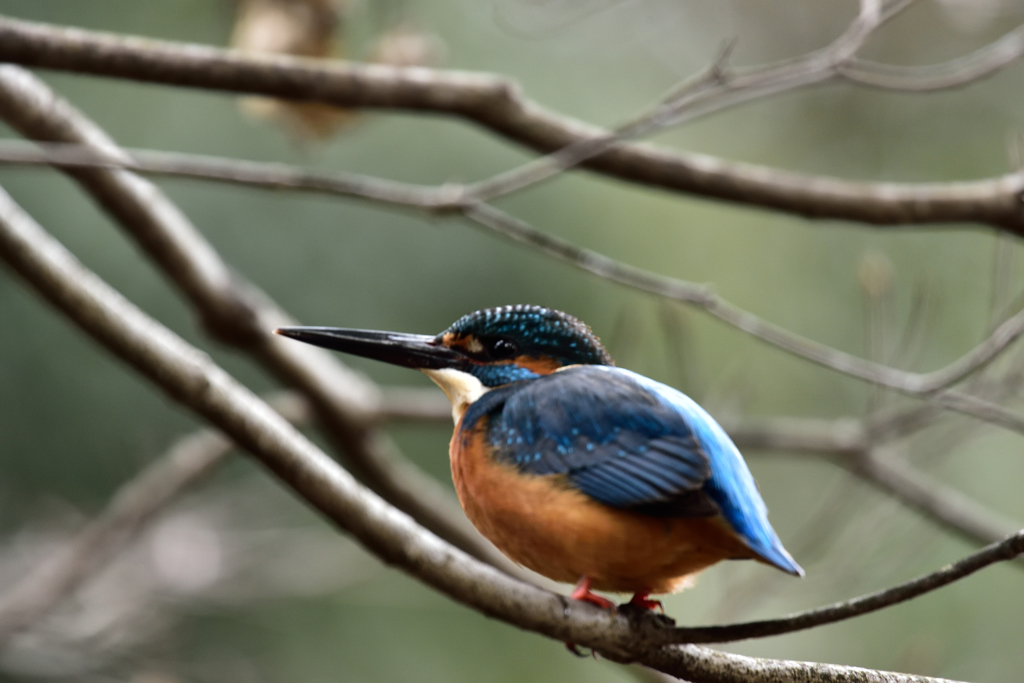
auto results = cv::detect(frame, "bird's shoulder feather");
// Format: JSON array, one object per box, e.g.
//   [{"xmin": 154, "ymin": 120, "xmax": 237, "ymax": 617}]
[{"xmin": 461, "ymin": 365, "xmax": 717, "ymax": 515}]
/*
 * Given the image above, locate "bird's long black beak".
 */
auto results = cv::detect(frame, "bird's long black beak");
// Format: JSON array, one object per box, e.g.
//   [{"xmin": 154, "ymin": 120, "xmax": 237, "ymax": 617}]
[{"xmin": 274, "ymin": 326, "xmax": 462, "ymax": 370}]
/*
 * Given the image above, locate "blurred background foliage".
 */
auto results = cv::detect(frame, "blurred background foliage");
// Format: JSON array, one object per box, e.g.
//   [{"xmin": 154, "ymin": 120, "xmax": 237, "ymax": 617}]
[{"xmin": 0, "ymin": 0, "xmax": 1022, "ymax": 682}]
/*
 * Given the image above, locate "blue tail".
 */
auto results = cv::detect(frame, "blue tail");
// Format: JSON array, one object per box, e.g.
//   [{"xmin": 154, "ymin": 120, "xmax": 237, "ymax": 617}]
[{"xmin": 625, "ymin": 369, "xmax": 804, "ymax": 577}]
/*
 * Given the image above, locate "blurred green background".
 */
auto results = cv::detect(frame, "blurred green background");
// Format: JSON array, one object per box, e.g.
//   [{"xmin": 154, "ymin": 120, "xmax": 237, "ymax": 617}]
[{"xmin": 0, "ymin": 1, "xmax": 1022, "ymax": 681}]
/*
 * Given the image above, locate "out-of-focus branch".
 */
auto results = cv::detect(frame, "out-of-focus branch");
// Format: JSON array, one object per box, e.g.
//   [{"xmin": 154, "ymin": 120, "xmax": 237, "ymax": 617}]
[
  {"xmin": 451, "ymin": 0, "xmax": 890, "ymax": 203},
  {"xmin": 722, "ymin": 416, "xmax": 868, "ymax": 454},
  {"xmin": 462, "ymin": 203, "xmax": 1024, "ymax": 433},
  {"xmin": 849, "ymin": 450, "xmax": 1022, "ymax": 551},
  {"xmin": 726, "ymin": 414, "xmax": 1024, "ymax": 567},
  {"xmin": 3, "ymin": 141, "xmax": 1024, "ymax": 234},
  {"xmin": 0, "ymin": 65, "xmax": 513, "ymax": 573},
  {"xmin": 0, "ymin": 392, "xmax": 306, "ymax": 643},
  {"xmin": 2, "ymin": 16, "xmax": 1024, "ymax": 233},
  {"xmin": 2, "ymin": 143, "xmax": 1022, "ymax": 428},
  {"xmin": 842, "ymin": 23, "xmax": 1024, "ymax": 91},
  {"xmin": 0, "ymin": 182, "xmax": 977, "ymax": 683},
  {"xmin": 378, "ymin": 387, "xmax": 453, "ymax": 423}
]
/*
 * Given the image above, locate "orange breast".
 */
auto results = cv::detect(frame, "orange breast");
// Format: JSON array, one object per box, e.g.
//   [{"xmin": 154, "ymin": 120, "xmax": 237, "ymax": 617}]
[{"xmin": 449, "ymin": 421, "xmax": 755, "ymax": 594}]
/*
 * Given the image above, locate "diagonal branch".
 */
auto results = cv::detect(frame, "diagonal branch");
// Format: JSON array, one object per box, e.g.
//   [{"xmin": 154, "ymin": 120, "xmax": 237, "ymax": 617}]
[
  {"xmin": 0, "ymin": 174, "xmax": 976, "ymax": 683},
  {"xmin": 727, "ymin": 415, "xmax": 1024, "ymax": 568},
  {"xmin": 848, "ymin": 449, "xmax": 1022, "ymax": 552},
  {"xmin": 454, "ymin": 0, "xmax": 890, "ymax": 204},
  {"xmin": 2, "ymin": 141, "xmax": 1023, "ymax": 437},
  {"xmin": 1, "ymin": 140, "xmax": 1022, "ymax": 233},
  {"xmin": 0, "ymin": 392, "xmax": 306, "ymax": 643},
  {"xmin": 0, "ymin": 65, "xmax": 514, "ymax": 574},
  {"xmin": 1, "ymin": 15, "xmax": 1024, "ymax": 234},
  {"xmin": 461, "ymin": 202, "xmax": 1024, "ymax": 433}
]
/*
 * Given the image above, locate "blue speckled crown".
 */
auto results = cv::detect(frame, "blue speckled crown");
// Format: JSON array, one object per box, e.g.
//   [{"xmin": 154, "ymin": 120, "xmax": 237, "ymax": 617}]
[{"xmin": 442, "ymin": 305, "xmax": 613, "ymax": 367}]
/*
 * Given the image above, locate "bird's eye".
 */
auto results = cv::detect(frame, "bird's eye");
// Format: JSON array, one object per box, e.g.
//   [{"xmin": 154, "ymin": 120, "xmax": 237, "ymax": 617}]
[{"xmin": 488, "ymin": 337, "xmax": 519, "ymax": 360}]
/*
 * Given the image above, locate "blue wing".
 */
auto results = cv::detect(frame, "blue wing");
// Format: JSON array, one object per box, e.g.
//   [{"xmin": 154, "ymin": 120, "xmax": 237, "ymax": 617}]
[{"xmin": 462, "ymin": 365, "xmax": 803, "ymax": 576}]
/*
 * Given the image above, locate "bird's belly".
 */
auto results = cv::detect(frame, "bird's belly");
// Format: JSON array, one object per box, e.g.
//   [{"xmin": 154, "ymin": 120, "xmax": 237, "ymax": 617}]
[{"xmin": 450, "ymin": 427, "xmax": 754, "ymax": 594}]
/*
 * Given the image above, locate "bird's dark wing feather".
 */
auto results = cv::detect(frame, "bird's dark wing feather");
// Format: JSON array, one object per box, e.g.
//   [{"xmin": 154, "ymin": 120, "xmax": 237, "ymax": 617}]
[{"xmin": 464, "ymin": 366, "xmax": 716, "ymax": 515}]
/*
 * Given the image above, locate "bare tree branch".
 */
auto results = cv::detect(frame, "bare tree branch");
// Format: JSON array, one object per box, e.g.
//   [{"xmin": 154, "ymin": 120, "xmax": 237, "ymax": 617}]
[
  {"xmin": 726, "ymin": 416, "xmax": 866, "ymax": 454},
  {"xmin": 646, "ymin": 645, "xmax": 957, "ymax": 683},
  {"xmin": 2, "ymin": 139, "xmax": 1024, "ymax": 456},
  {"xmin": 451, "ymin": 0, "xmax": 891, "ymax": 204},
  {"xmin": 0, "ymin": 65, "xmax": 515, "ymax": 573},
  {"xmin": 0, "ymin": 172, "xmax": 978, "ymax": 683},
  {"xmin": 0, "ymin": 393, "xmax": 305, "ymax": 643},
  {"xmin": 725, "ymin": 415, "xmax": 1024, "ymax": 567},
  {"xmin": 848, "ymin": 450, "xmax": 1023, "ymax": 551},
  {"xmin": 1, "ymin": 16, "xmax": 1024, "ymax": 234},
  {"xmin": 1, "ymin": 142, "xmax": 1021, "ymax": 420},
  {"xmin": 0, "ymin": 9, "xmax": 1016, "ymax": 682},
  {"xmin": 461, "ymin": 202, "xmax": 1024, "ymax": 434},
  {"xmin": 842, "ymin": 23, "xmax": 1024, "ymax": 91}
]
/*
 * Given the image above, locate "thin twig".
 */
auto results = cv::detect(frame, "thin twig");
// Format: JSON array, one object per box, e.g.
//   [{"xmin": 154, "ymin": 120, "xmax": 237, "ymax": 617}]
[
  {"xmin": 2, "ymin": 141, "xmax": 1023, "ymax": 436},
  {"xmin": 461, "ymin": 202, "xmax": 1024, "ymax": 433},
  {"xmin": 452, "ymin": 0, "xmax": 891, "ymax": 204},
  {"xmin": 842, "ymin": 23, "xmax": 1024, "ymax": 91},
  {"xmin": 3, "ymin": 140, "xmax": 1023, "ymax": 233},
  {"xmin": 1, "ymin": 16, "xmax": 1024, "ymax": 233},
  {"xmin": 724, "ymin": 416, "xmax": 867, "ymax": 455}
]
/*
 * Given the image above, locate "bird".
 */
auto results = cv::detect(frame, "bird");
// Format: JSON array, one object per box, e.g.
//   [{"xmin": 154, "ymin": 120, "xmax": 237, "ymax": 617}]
[{"xmin": 275, "ymin": 304, "xmax": 802, "ymax": 612}]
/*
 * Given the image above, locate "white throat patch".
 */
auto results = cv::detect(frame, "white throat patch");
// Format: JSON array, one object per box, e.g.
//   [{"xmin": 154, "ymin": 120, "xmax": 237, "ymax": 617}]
[{"xmin": 422, "ymin": 368, "xmax": 490, "ymax": 424}]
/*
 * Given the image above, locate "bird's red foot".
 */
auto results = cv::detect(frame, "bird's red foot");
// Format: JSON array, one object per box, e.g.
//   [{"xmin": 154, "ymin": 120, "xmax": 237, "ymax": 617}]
[
  {"xmin": 565, "ymin": 577, "xmax": 612, "ymax": 657},
  {"xmin": 628, "ymin": 592, "xmax": 664, "ymax": 613},
  {"xmin": 570, "ymin": 576, "xmax": 615, "ymax": 610}
]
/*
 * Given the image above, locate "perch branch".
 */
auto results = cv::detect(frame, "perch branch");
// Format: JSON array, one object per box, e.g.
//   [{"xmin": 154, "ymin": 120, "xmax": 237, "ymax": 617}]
[{"xmin": 660, "ymin": 529, "xmax": 1024, "ymax": 644}]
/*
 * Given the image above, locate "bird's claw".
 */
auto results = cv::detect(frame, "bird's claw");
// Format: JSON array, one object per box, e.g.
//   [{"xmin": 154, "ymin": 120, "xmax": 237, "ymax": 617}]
[
  {"xmin": 570, "ymin": 577, "xmax": 615, "ymax": 610},
  {"xmin": 628, "ymin": 593, "xmax": 664, "ymax": 613}
]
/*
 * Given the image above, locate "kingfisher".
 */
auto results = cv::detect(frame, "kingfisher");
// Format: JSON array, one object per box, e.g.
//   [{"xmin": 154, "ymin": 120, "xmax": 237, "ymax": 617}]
[{"xmin": 276, "ymin": 305, "xmax": 802, "ymax": 612}]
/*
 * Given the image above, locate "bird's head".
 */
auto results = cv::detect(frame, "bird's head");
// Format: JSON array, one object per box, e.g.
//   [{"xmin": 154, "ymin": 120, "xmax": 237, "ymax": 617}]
[{"xmin": 276, "ymin": 305, "xmax": 613, "ymax": 421}]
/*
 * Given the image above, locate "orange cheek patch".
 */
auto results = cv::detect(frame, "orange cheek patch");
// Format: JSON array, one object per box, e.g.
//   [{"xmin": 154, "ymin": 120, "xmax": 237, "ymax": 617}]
[
  {"xmin": 512, "ymin": 355, "xmax": 562, "ymax": 375},
  {"xmin": 443, "ymin": 333, "xmax": 484, "ymax": 355}
]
